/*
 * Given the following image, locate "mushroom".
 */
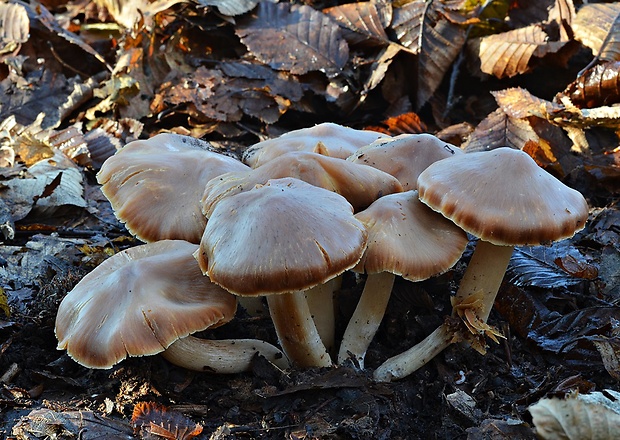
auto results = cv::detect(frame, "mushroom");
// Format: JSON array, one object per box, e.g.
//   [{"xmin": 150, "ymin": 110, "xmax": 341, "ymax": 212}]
[
  {"xmin": 195, "ymin": 177, "xmax": 367, "ymax": 367},
  {"xmin": 374, "ymin": 147, "xmax": 589, "ymax": 381},
  {"xmin": 55, "ymin": 240, "xmax": 289, "ymax": 373},
  {"xmin": 202, "ymin": 150, "xmax": 403, "ymax": 217},
  {"xmin": 242, "ymin": 122, "xmax": 388, "ymax": 168},
  {"xmin": 337, "ymin": 190, "xmax": 468, "ymax": 368},
  {"xmin": 97, "ymin": 133, "xmax": 249, "ymax": 243},
  {"xmin": 347, "ymin": 133, "xmax": 463, "ymax": 190}
]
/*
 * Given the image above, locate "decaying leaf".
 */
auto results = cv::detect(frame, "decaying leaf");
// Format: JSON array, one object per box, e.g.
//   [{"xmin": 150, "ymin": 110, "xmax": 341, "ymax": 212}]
[
  {"xmin": 573, "ymin": 3, "xmax": 620, "ymax": 61},
  {"xmin": 0, "ymin": 1, "xmax": 29, "ymax": 54},
  {"xmin": 462, "ymin": 108, "xmax": 539, "ymax": 152},
  {"xmin": 2, "ymin": 149, "xmax": 87, "ymax": 221},
  {"xmin": 472, "ymin": 24, "xmax": 565, "ymax": 79},
  {"xmin": 492, "ymin": 87, "xmax": 553, "ymax": 119},
  {"xmin": 559, "ymin": 61, "xmax": 620, "ymax": 109},
  {"xmin": 193, "ymin": 0, "xmax": 258, "ymax": 16},
  {"xmin": 390, "ymin": 0, "xmax": 425, "ymax": 52},
  {"xmin": 159, "ymin": 63, "xmax": 303, "ymax": 124},
  {"xmin": 323, "ymin": 1, "xmax": 391, "ymax": 46},
  {"xmin": 11, "ymin": 408, "xmax": 133, "ymax": 439},
  {"xmin": 364, "ymin": 111, "xmax": 426, "ymax": 135},
  {"xmin": 236, "ymin": 2, "xmax": 349, "ymax": 78},
  {"xmin": 415, "ymin": 3, "xmax": 466, "ymax": 109},
  {"xmin": 529, "ymin": 390, "xmax": 620, "ymax": 440},
  {"xmin": 508, "ymin": 244, "xmax": 597, "ymax": 290},
  {"xmin": 132, "ymin": 402, "xmax": 203, "ymax": 440},
  {"xmin": 94, "ymin": 0, "xmax": 187, "ymax": 29}
]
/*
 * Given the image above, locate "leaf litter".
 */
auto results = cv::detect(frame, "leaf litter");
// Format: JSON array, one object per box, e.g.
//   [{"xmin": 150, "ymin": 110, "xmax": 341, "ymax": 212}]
[{"xmin": 0, "ymin": 0, "xmax": 619, "ymax": 438}]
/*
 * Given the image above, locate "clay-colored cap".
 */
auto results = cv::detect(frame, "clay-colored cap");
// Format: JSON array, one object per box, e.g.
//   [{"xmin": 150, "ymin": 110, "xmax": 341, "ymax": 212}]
[
  {"xmin": 202, "ymin": 151, "xmax": 403, "ymax": 216},
  {"xmin": 417, "ymin": 147, "xmax": 589, "ymax": 245},
  {"xmin": 97, "ymin": 133, "xmax": 249, "ymax": 243},
  {"xmin": 55, "ymin": 240, "xmax": 237, "ymax": 368},
  {"xmin": 353, "ymin": 190, "xmax": 468, "ymax": 280},
  {"xmin": 197, "ymin": 177, "xmax": 367, "ymax": 296},
  {"xmin": 242, "ymin": 122, "xmax": 388, "ymax": 168},
  {"xmin": 348, "ymin": 133, "xmax": 463, "ymax": 190}
]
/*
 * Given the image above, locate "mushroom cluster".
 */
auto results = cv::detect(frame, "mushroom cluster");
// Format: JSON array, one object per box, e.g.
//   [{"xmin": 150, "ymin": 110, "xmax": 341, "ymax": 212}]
[{"xmin": 55, "ymin": 126, "xmax": 589, "ymax": 382}]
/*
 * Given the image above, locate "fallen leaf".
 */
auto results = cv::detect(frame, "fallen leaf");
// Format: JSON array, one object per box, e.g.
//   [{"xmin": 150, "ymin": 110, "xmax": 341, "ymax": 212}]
[
  {"xmin": 131, "ymin": 401, "xmax": 203, "ymax": 440},
  {"xmin": 529, "ymin": 390, "xmax": 620, "ymax": 440},
  {"xmin": 193, "ymin": 0, "xmax": 258, "ymax": 16},
  {"xmin": 462, "ymin": 108, "xmax": 539, "ymax": 152},
  {"xmin": 364, "ymin": 112, "xmax": 426, "ymax": 135},
  {"xmin": 323, "ymin": 1, "xmax": 391, "ymax": 46},
  {"xmin": 0, "ymin": 2, "xmax": 29, "ymax": 53},
  {"xmin": 558, "ymin": 61, "xmax": 620, "ymax": 109},
  {"xmin": 573, "ymin": 3, "xmax": 620, "ymax": 61},
  {"xmin": 236, "ymin": 2, "xmax": 349, "ymax": 78}
]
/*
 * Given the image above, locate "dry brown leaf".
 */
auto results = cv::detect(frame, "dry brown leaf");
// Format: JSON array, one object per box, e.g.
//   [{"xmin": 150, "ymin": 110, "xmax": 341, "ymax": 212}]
[
  {"xmin": 236, "ymin": 2, "xmax": 349, "ymax": 78},
  {"xmin": 364, "ymin": 112, "xmax": 426, "ymax": 135},
  {"xmin": 474, "ymin": 25, "xmax": 564, "ymax": 79},
  {"xmin": 360, "ymin": 43, "xmax": 401, "ymax": 97},
  {"xmin": 462, "ymin": 108, "xmax": 539, "ymax": 152},
  {"xmin": 160, "ymin": 64, "xmax": 302, "ymax": 124},
  {"xmin": 549, "ymin": 95, "xmax": 620, "ymax": 130},
  {"xmin": 416, "ymin": 4, "xmax": 466, "ymax": 109},
  {"xmin": 132, "ymin": 402, "xmax": 202, "ymax": 439},
  {"xmin": 491, "ymin": 87, "xmax": 553, "ymax": 119},
  {"xmin": 94, "ymin": 0, "xmax": 186, "ymax": 29},
  {"xmin": 192, "ymin": 0, "xmax": 257, "ymax": 16},
  {"xmin": 558, "ymin": 61, "xmax": 620, "ymax": 109},
  {"xmin": 573, "ymin": 3, "xmax": 620, "ymax": 62},
  {"xmin": 529, "ymin": 390, "xmax": 620, "ymax": 440},
  {"xmin": 323, "ymin": 1, "xmax": 391, "ymax": 46},
  {"xmin": 0, "ymin": 1, "xmax": 29, "ymax": 53},
  {"xmin": 391, "ymin": 0, "xmax": 425, "ymax": 52}
]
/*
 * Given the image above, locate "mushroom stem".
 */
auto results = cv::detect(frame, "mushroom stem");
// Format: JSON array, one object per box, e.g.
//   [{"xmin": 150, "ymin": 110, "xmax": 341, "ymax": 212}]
[
  {"xmin": 452, "ymin": 241, "xmax": 514, "ymax": 323},
  {"xmin": 338, "ymin": 272, "xmax": 395, "ymax": 369},
  {"xmin": 373, "ymin": 323, "xmax": 456, "ymax": 382},
  {"xmin": 162, "ymin": 336, "xmax": 290, "ymax": 373},
  {"xmin": 266, "ymin": 289, "xmax": 333, "ymax": 367},
  {"xmin": 306, "ymin": 278, "xmax": 339, "ymax": 355}
]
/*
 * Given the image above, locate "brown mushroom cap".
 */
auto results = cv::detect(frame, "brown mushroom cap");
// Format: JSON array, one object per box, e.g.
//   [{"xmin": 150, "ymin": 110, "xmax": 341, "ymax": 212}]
[
  {"xmin": 55, "ymin": 240, "xmax": 237, "ymax": 369},
  {"xmin": 242, "ymin": 122, "xmax": 388, "ymax": 168},
  {"xmin": 97, "ymin": 133, "xmax": 249, "ymax": 243},
  {"xmin": 353, "ymin": 190, "xmax": 468, "ymax": 280},
  {"xmin": 348, "ymin": 133, "xmax": 463, "ymax": 190},
  {"xmin": 417, "ymin": 147, "xmax": 589, "ymax": 245},
  {"xmin": 202, "ymin": 151, "xmax": 403, "ymax": 216},
  {"xmin": 197, "ymin": 177, "xmax": 367, "ymax": 295}
]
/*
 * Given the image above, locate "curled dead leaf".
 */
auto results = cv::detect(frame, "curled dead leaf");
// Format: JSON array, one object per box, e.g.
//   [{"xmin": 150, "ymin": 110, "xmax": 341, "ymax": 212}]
[{"xmin": 573, "ymin": 3, "xmax": 620, "ymax": 61}]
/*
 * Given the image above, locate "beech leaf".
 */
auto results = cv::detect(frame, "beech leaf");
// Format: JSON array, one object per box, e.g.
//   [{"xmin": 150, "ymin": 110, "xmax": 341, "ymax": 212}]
[
  {"xmin": 530, "ymin": 390, "xmax": 620, "ymax": 440},
  {"xmin": 323, "ymin": 1, "xmax": 391, "ymax": 46},
  {"xmin": 473, "ymin": 25, "xmax": 562, "ymax": 79},
  {"xmin": 193, "ymin": 0, "xmax": 258, "ymax": 16},
  {"xmin": 508, "ymin": 245, "xmax": 596, "ymax": 290},
  {"xmin": 236, "ymin": 2, "xmax": 349, "ymax": 78},
  {"xmin": 0, "ymin": 2, "xmax": 29, "ymax": 52},
  {"xmin": 573, "ymin": 3, "xmax": 620, "ymax": 62},
  {"xmin": 559, "ymin": 61, "xmax": 620, "ymax": 109},
  {"xmin": 462, "ymin": 108, "xmax": 539, "ymax": 152}
]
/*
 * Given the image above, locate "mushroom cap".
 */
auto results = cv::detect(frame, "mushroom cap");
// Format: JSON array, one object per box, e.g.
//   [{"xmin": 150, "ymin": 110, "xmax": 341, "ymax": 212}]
[
  {"xmin": 55, "ymin": 240, "xmax": 237, "ymax": 369},
  {"xmin": 348, "ymin": 133, "xmax": 463, "ymax": 190},
  {"xmin": 97, "ymin": 133, "xmax": 249, "ymax": 243},
  {"xmin": 417, "ymin": 147, "xmax": 589, "ymax": 246},
  {"xmin": 197, "ymin": 177, "xmax": 367, "ymax": 296},
  {"xmin": 202, "ymin": 150, "xmax": 403, "ymax": 217},
  {"xmin": 353, "ymin": 190, "xmax": 468, "ymax": 280},
  {"xmin": 242, "ymin": 122, "xmax": 388, "ymax": 168}
]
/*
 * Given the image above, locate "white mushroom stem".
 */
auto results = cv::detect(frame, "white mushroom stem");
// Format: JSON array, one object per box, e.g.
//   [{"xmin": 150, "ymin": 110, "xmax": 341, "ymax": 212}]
[
  {"xmin": 452, "ymin": 240, "xmax": 514, "ymax": 323},
  {"xmin": 374, "ymin": 323, "xmax": 456, "ymax": 382},
  {"xmin": 337, "ymin": 272, "xmax": 395, "ymax": 369},
  {"xmin": 305, "ymin": 277, "xmax": 340, "ymax": 355},
  {"xmin": 372, "ymin": 240, "xmax": 514, "ymax": 382},
  {"xmin": 162, "ymin": 336, "xmax": 290, "ymax": 373},
  {"xmin": 266, "ymin": 289, "xmax": 333, "ymax": 367}
]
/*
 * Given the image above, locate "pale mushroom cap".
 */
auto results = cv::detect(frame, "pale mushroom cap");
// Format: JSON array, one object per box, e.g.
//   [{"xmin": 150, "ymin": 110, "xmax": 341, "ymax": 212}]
[
  {"xmin": 97, "ymin": 133, "xmax": 249, "ymax": 243},
  {"xmin": 202, "ymin": 151, "xmax": 403, "ymax": 217},
  {"xmin": 353, "ymin": 190, "xmax": 468, "ymax": 280},
  {"xmin": 242, "ymin": 122, "xmax": 388, "ymax": 168},
  {"xmin": 55, "ymin": 240, "xmax": 237, "ymax": 369},
  {"xmin": 197, "ymin": 177, "xmax": 368, "ymax": 296},
  {"xmin": 417, "ymin": 147, "xmax": 589, "ymax": 245},
  {"xmin": 348, "ymin": 133, "xmax": 463, "ymax": 190}
]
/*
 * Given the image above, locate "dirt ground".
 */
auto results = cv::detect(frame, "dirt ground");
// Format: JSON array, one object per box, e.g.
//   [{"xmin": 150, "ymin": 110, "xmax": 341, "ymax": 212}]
[{"xmin": 1, "ymin": 181, "xmax": 618, "ymax": 438}]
